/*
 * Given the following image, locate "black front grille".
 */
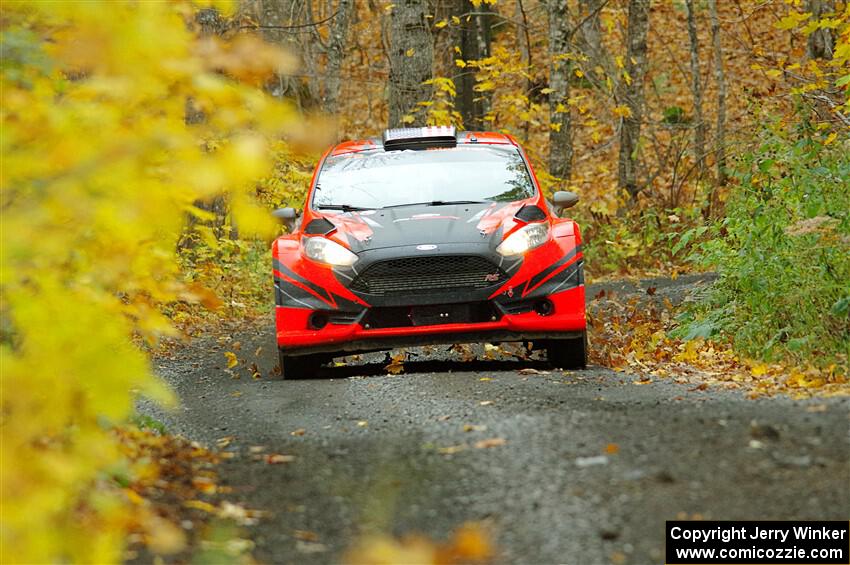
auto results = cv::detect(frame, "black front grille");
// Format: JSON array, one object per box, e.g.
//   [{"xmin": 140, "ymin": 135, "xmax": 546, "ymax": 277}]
[{"xmin": 350, "ymin": 255, "xmax": 507, "ymax": 296}]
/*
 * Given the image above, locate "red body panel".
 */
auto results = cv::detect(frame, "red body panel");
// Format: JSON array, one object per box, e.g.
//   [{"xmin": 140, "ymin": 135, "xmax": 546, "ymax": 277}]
[{"xmin": 276, "ymin": 285, "xmax": 585, "ymax": 348}]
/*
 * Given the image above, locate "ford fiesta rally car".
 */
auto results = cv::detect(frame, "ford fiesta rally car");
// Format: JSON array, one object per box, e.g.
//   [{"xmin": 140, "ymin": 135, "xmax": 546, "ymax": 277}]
[{"xmin": 272, "ymin": 126, "xmax": 587, "ymax": 379}]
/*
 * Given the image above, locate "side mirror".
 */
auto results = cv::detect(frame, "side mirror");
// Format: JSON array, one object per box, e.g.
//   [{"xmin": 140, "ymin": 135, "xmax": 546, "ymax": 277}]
[
  {"xmin": 272, "ymin": 207, "xmax": 299, "ymax": 220},
  {"xmin": 552, "ymin": 191, "xmax": 579, "ymax": 215},
  {"xmin": 272, "ymin": 207, "xmax": 300, "ymax": 229}
]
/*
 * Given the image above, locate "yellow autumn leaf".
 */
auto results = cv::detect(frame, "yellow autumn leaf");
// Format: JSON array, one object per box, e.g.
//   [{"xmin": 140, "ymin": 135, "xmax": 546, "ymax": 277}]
[
  {"xmin": 613, "ymin": 105, "xmax": 633, "ymax": 118},
  {"xmin": 775, "ymin": 11, "xmax": 812, "ymax": 30},
  {"xmin": 224, "ymin": 351, "xmax": 239, "ymax": 369}
]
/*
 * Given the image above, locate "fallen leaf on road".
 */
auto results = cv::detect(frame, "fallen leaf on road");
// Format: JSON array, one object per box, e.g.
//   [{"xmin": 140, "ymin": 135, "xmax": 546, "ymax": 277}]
[
  {"xmin": 230, "ymin": 391, "xmax": 242, "ymax": 398},
  {"xmin": 385, "ymin": 352, "xmax": 406, "ymax": 375},
  {"xmin": 296, "ymin": 540, "xmax": 328, "ymax": 554},
  {"xmin": 575, "ymin": 455, "xmax": 609, "ymax": 467},
  {"xmin": 463, "ymin": 424, "xmax": 487, "ymax": 432},
  {"xmin": 439, "ymin": 522, "xmax": 494, "ymax": 562},
  {"xmin": 143, "ymin": 515, "xmax": 186, "ymax": 555},
  {"xmin": 479, "ymin": 400, "xmax": 494, "ymax": 406},
  {"xmin": 605, "ymin": 443, "xmax": 619, "ymax": 454},
  {"xmin": 184, "ymin": 500, "xmax": 217, "ymax": 513},
  {"xmin": 438, "ymin": 444, "xmax": 467, "ymax": 455},
  {"xmin": 224, "ymin": 351, "xmax": 238, "ymax": 369},
  {"xmin": 216, "ymin": 435, "xmax": 235, "ymax": 448},
  {"xmin": 633, "ymin": 376, "xmax": 652, "ymax": 385},
  {"xmin": 518, "ymin": 368, "xmax": 550, "ymax": 375},
  {"xmin": 806, "ymin": 404, "xmax": 827, "ymax": 412},
  {"xmin": 479, "ymin": 377, "xmax": 492, "ymax": 382},
  {"xmin": 219, "ymin": 501, "xmax": 262, "ymax": 526},
  {"xmin": 291, "ymin": 428, "xmax": 306, "ymax": 436},
  {"xmin": 249, "ymin": 362, "xmax": 261, "ymax": 379},
  {"xmin": 293, "ymin": 530, "xmax": 320, "ymax": 542},
  {"xmin": 646, "ymin": 286, "xmax": 657, "ymax": 295},
  {"xmin": 191, "ymin": 476, "xmax": 217, "ymax": 494},
  {"xmin": 357, "ymin": 420, "xmax": 368, "ymax": 427},
  {"xmin": 265, "ymin": 454, "xmax": 295, "ymax": 464},
  {"xmin": 345, "ymin": 521, "xmax": 492, "ymax": 564},
  {"xmin": 474, "ymin": 438, "xmax": 507, "ymax": 449},
  {"xmin": 248, "ymin": 445, "xmax": 265, "ymax": 453}
]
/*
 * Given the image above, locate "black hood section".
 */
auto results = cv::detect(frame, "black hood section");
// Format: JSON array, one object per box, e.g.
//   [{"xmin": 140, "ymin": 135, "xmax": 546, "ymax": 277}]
[{"xmin": 341, "ymin": 202, "xmax": 504, "ymax": 252}]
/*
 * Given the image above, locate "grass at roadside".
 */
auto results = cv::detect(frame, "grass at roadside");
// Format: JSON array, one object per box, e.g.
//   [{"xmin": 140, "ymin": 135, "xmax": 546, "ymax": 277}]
[
  {"xmin": 588, "ymin": 276, "xmax": 848, "ymax": 399},
  {"xmin": 676, "ymin": 123, "xmax": 849, "ymax": 369}
]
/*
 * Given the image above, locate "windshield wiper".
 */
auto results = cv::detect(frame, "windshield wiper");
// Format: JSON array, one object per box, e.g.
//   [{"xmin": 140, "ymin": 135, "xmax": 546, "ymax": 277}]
[
  {"xmin": 381, "ymin": 200, "xmax": 488, "ymax": 209},
  {"xmin": 316, "ymin": 204, "xmax": 374, "ymax": 212}
]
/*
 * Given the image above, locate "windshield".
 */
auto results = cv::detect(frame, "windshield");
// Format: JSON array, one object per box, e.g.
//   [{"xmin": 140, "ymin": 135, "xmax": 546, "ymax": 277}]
[{"xmin": 312, "ymin": 146, "xmax": 536, "ymax": 210}]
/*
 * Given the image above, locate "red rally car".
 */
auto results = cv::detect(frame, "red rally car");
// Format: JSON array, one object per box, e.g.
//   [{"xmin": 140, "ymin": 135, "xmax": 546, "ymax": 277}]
[{"xmin": 272, "ymin": 126, "xmax": 587, "ymax": 379}]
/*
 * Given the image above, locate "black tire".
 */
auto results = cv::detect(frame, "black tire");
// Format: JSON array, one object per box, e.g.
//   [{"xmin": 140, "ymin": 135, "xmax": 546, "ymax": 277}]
[
  {"xmin": 546, "ymin": 332, "xmax": 588, "ymax": 370},
  {"xmin": 278, "ymin": 349, "xmax": 327, "ymax": 380}
]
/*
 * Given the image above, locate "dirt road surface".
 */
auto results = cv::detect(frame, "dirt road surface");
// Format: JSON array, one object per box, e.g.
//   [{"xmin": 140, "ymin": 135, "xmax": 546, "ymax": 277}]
[{"xmin": 143, "ymin": 275, "xmax": 849, "ymax": 564}]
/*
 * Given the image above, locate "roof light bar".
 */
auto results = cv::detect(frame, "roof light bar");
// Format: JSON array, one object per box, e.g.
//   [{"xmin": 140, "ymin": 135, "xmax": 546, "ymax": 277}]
[{"xmin": 382, "ymin": 126, "xmax": 458, "ymax": 151}]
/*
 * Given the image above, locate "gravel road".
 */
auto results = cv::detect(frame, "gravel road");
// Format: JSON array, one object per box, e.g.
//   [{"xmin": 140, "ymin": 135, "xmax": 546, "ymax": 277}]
[{"xmin": 145, "ymin": 275, "xmax": 849, "ymax": 564}]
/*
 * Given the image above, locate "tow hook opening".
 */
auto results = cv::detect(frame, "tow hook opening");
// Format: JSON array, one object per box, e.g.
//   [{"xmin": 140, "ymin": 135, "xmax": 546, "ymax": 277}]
[
  {"xmin": 533, "ymin": 299, "xmax": 554, "ymax": 316},
  {"xmin": 309, "ymin": 312, "xmax": 329, "ymax": 330}
]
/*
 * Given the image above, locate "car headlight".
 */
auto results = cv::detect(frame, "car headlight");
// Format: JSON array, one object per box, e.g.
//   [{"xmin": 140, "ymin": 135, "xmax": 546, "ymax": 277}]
[
  {"xmin": 496, "ymin": 222, "xmax": 550, "ymax": 256},
  {"xmin": 302, "ymin": 236, "xmax": 358, "ymax": 266}
]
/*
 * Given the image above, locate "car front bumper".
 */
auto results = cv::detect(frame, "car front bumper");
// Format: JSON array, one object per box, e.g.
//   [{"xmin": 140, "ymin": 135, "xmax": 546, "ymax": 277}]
[{"xmin": 276, "ymin": 285, "xmax": 586, "ymax": 356}]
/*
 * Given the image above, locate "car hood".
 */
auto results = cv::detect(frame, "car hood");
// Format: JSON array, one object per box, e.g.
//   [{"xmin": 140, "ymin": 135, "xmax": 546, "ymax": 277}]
[{"xmin": 320, "ymin": 201, "xmax": 533, "ymax": 253}]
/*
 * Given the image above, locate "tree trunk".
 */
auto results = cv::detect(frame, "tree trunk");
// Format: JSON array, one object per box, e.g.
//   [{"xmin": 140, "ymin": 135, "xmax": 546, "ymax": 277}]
[
  {"xmin": 617, "ymin": 0, "xmax": 650, "ymax": 202},
  {"xmin": 806, "ymin": 0, "xmax": 836, "ymax": 59},
  {"xmin": 182, "ymin": 8, "xmax": 230, "ymax": 247},
  {"xmin": 548, "ymin": 0, "xmax": 573, "ymax": 181},
  {"xmin": 685, "ymin": 0, "xmax": 706, "ymax": 178},
  {"xmin": 516, "ymin": 0, "xmax": 533, "ymax": 140},
  {"xmin": 707, "ymin": 0, "xmax": 727, "ymax": 188},
  {"xmin": 454, "ymin": 0, "xmax": 491, "ymax": 130},
  {"xmin": 576, "ymin": 0, "xmax": 614, "ymax": 90},
  {"xmin": 248, "ymin": 0, "xmax": 322, "ymax": 107},
  {"xmin": 457, "ymin": 0, "xmax": 479, "ymax": 129},
  {"xmin": 388, "ymin": 0, "xmax": 433, "ymax": 128},
  {"xmin": 474, "ymin": 6, "xmax": 493, "ymax": 124},
  {"xmin": 323, "ymin": 0, "xmax": 353, "ymax": 115}
]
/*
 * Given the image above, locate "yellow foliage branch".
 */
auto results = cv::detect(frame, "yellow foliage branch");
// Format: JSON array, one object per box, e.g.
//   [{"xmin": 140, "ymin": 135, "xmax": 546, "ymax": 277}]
[{"xmin": 0, "ymin": 1, "xmax": 296, "ymax": 561}]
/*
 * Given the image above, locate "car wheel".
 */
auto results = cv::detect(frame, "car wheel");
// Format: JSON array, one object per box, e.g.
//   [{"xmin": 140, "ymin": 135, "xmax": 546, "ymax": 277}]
[
  {"xmin": 546, "ymin": 332, "xmax": 587, "ymax": 370},
  {"xmin": 278, "ymin": 349, "xmax": 326, "ymax": 380}
]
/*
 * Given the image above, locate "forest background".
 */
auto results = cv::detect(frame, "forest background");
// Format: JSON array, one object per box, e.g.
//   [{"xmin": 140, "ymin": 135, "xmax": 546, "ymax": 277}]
[{"xmin": 1, "ymin": 0, "xmax": 848, "ymax": 561}]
